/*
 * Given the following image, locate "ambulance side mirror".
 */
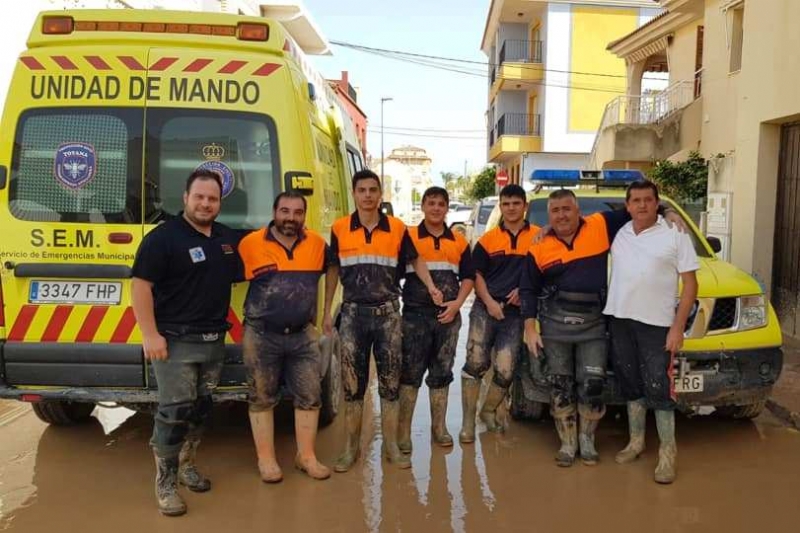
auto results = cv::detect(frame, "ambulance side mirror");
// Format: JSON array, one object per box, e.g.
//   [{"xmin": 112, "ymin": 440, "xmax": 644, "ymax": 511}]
[
  {"xmin": 706, "ymin": 236, "xmax": 722, "ymax": 254},
  {"xmin": 0, "ymin": 166, "xmax": 6, "ymax": 189}
]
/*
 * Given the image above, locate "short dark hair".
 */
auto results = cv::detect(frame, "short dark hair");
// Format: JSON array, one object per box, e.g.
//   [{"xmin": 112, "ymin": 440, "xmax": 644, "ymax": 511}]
[
  {"xmin": 186, "ymin": 169, "xmax": 223, "ymax": 195},
  {"xmin": 273, "ymin": 191, "xmax": 308, "ymax": 211},
  {"xmin": 499, "ymin": 184, "xmax": 526, "ymax": 202},
  {"xmin": 626, "ymin": 180, "xmax": 659, "ymax": 202},
  {"xmin": 352, "ymin": 169, "xmax": 381, "ymax": 191},
  {"xmin": 422, "ymin": 186, "xmax": 449, "ymax": 205},
  {"xmin": 548, "ymin": 189, "xmax": 577, "ymax": 203}
]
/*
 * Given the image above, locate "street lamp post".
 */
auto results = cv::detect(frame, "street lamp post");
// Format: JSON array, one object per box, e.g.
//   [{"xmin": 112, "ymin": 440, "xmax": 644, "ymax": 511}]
[{"xmin": 380, "ymin": 97, "xmax": 393, "ymax": 190}]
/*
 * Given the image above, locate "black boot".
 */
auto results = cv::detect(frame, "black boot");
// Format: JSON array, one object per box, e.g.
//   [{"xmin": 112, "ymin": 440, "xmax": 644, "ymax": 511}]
[
  {"xmin": 179, "ymin": 436, "xmax": 211, "ymax": 492},
  {"xmin": 154, "ymin": 452, "xmax": 186, "ymax": 516}
]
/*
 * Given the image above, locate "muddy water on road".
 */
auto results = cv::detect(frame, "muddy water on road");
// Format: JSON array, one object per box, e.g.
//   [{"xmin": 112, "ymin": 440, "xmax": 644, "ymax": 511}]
[{"xmin": 3, "ymin": 345, "xmax": 800, "ymax": 531}]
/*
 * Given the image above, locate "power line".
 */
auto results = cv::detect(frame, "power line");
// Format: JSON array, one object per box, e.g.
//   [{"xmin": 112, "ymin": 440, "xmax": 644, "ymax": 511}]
[
  {"xmin": 331, "ymin": 40, "xmax": 669, "ymax": 83},
  {"xmin": 367, "ymin": 129, "xmax": 485, "ymax": 140},
  {"xmin": 379, "ymin": 125, "xmax": 486, "ymax": 133}
]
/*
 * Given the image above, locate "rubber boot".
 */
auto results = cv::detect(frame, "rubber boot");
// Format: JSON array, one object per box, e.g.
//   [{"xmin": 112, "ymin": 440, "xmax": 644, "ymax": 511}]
[
  {"xmin": 398, "ymin": 385, "xmax": 419, "ymax": 454},
  {"xmin": 552, "ymin": 404, "xmax": 578, "ymax": 467},
  {"xmin": 248, "ymin": 409, "xmax": 283, "ymax": 483},
  {"xmin": 459, "ymin": 375, "xmax": 481, "ymax": 444},
  {"xmin": 178, "ymin": 436, "xmax": 211, "ymax": 492},
  {"xmin": 381, "ymin": 399, "xmax": 412, "ymax": 469},
  {"xmin": 578, "ymin": 404, "xmax": 605, "ymax": 466},
  {"xmin": 615, "ymin": 399, "xmax": 647, "ymax": 464},
  {"xmin": 154, "ymin": 452, "xmax": 186, "ymax": 517},
  {"xmin": 430, "ymin": 386, "xmax": 453, "ymax": 447},
  {"xmin": 479, "ymin": 381, "xmax": 507, "ymax": 433},
  {"xmin": 294, "ymin": 409, "xmax": 331, "ymax": 480},
  {"xmin": 654, "ymin": 410, "xmax": 677, "ymax": 484},
  {"xmin": 334, "ymin": 400, "xmax": 363, "ymax": 473}
]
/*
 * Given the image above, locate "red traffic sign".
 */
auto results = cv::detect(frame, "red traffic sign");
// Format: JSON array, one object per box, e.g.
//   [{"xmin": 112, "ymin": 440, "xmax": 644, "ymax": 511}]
[{"xmin": 496, "ymin": 170, "xmax": 509, "ymax": 187}]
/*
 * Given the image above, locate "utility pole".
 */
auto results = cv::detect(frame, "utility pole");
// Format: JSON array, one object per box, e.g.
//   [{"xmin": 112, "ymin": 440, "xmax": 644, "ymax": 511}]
[{"xmin": 380, "ymin": 97, "xmax": 393, "ymax": 190}]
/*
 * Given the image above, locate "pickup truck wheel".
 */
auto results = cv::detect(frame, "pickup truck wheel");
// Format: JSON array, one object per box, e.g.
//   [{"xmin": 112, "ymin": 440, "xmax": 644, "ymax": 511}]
[
  {"xmin": 319, "ymin": 331, "xmax": 342, "ymax": 427},
  {"xmin": 716, "ymin": 400, "xmax": 767, "ymax": 419},
  {"xmin": 509, "ymin": 375, "xmax": 546, "ymax": 421},
  {"xmin": 31, "ymin": 401, "xmax": 95, "ymax": 426}
]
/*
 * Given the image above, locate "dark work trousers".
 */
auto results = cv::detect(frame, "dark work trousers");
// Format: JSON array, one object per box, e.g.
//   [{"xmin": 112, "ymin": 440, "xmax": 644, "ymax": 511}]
[
  {"xmin": 401, "ymin": 306, "xmax": 461, "ymax": 389},
  {"xmin": 150, "ymin": 336, "xmax": 224, "ymax": 458},
  {"xmin": 609, "ymin": 317, "xmax": 676, "ymax": 411},
  {"xmin": 339, "ymin": 301, "xmax": 402, "ymax": 401},
  {"xmin": 462, "ymin": 299, "xmax": 523, "ymax": 389}
]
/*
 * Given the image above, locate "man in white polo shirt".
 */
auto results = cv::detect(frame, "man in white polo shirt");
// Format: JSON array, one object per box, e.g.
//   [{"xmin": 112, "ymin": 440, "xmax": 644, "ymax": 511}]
[{"xmin": 603, "ymin": 180, "xmax": 698, "ymax": 484}]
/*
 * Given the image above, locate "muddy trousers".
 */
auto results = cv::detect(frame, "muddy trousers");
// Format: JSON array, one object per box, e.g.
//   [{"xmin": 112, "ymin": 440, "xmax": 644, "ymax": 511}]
[
  {"xmin": 462, "ymin": 300, "xmax": 522, "ymax": 388},
  {"xmin": 401, "ymin": 307, "xmax": 461, "ymax": 389},
  {"xmin": 150, "ymin": 338, "xmax": 224, "ymax": 458}
]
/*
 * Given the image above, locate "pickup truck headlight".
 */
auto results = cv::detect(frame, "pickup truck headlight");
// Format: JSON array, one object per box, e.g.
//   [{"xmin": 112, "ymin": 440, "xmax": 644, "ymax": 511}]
[{"xmin": 738, "ymin": 295, "xmax": 767, "ymax": 331}]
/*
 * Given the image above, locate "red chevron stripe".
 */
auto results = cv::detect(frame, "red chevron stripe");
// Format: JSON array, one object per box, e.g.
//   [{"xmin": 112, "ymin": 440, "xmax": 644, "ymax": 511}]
[
  {"xmin": 118, "ymin": 56, "xmax": 145, "ymax": 71},
  {"xmin": 149, "ymin": 57, "xmax": 178, "ymax": 71},
  {"xmin": 8, "ymin": 305, "xmax": 38, "ymax": 341},
  {"xmin": 19, "ymin": 57, "xmax": 45, "ymax": 70},
  {"xmin": 85, "ymin": 56, "xmax": 111, "ymax": 70},
  {"xmin": 183, "ymin": 58, "xmax": 213, "ymax": 72},
  {"xmin": 42, "ymin": 305, "xmax": 74, "ymax": 342},
  {"xmin": 218, "ymin": 60, "xmax": 247, "ymax": 74},
  {"xmin": 252, "ymin": 63, "xmax": 281, "ymax": 77},
  {"xmin": 75, "ymin": 306, "xmax": 110, "ymax": 343},
  {"xmin": 52, "ymin": 56, "xmax": 77, "ymax": 70},
  {"xmin": 227, "ymin": 308, "xmax": 243, "ymax": 343},
  {"xmin": 110, "ymin": 307, "xmax": 137, "ymax": 343}
]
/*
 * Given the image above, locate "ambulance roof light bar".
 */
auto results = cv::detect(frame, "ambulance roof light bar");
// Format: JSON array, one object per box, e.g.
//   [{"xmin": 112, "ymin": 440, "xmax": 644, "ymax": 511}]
[{"xmin": 529, "ymin": 169, "xmax": 645, "ymax": 192}]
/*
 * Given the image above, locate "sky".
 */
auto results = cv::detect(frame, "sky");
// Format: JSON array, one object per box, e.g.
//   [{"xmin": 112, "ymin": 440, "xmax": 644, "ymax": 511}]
[
  {"xmin": 302, "ymin": 0, "xmax": 491, "ymax": 181},
  {"xmin": 0, "ymin": 1, "xmax": 493, "ymax": 181}
]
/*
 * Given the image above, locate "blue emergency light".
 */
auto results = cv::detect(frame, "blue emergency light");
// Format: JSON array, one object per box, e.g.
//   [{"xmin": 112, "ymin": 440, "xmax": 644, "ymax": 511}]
[{"xmin": 530, "ymin": 168, "xmax": 645, "ymax": 188}]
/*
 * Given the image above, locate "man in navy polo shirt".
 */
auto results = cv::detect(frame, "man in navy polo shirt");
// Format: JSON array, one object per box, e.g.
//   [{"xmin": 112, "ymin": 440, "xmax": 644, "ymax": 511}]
[{"xmin": 132, "ymin": 169, "xmax": 242, "ymax": 517}]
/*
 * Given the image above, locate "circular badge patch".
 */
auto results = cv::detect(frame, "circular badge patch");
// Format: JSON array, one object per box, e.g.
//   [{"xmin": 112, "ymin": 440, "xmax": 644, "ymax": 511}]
[
  {"xmin": 195, "ymin": 160, "xmax": 235, "ymax": 198},
  {"xmin": 54, "ymin": 142, "xmax": 97, "ymax": 190}
]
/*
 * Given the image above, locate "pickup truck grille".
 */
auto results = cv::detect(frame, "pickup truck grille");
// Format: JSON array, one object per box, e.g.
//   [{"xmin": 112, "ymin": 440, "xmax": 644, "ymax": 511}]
[{"xmin": 709, "ymin": 298, "xmax": 737, "ymax": 331}]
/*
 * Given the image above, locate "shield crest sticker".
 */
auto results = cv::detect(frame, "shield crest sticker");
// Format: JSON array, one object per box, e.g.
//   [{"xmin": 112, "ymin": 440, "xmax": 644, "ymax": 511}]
[{"xmin": 54, "ymin": 142, "xmax": 97, "ymax": 190}]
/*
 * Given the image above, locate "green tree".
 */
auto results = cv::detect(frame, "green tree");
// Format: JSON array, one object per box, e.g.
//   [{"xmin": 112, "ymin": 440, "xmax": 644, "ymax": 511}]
[
  {"xmin": 647, "ymin": 151, "xmax": 708, "ymax": 203},
  {"xmin": 465, "ymin": 166, "xmax": 497, "ymax": 202}
]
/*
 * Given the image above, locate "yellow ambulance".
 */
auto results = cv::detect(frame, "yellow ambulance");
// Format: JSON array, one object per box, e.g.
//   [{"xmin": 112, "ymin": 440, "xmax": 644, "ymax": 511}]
[{"xmin": 0, "ymin": 10, "xmax": 362, "ymax": 424}]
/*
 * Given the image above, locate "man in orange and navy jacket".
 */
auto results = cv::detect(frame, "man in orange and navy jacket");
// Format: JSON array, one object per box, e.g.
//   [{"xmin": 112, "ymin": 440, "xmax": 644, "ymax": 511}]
[
  {"xmin": 460, "ymin": 184, "xmax": 539, "ymax": 443},
  {"xmin": 323, "ymin": 169, "xmax": 443, "ymax": 473}
]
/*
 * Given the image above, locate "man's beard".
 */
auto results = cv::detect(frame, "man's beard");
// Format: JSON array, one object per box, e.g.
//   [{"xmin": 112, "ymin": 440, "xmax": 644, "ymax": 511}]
[
  {"xmin": 276, "ymin": 221, "xmax": 299, "ymax": 236},
  {"xmin": 185, "ymin": 208, "xmax": 215, "ymax": 227}
]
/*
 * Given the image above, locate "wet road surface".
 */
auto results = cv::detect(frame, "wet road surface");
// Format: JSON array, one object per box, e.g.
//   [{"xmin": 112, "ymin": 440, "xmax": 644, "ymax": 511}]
[{"xmin": 2, "ymin": 317, "xmax": 800, "ymax": 532}]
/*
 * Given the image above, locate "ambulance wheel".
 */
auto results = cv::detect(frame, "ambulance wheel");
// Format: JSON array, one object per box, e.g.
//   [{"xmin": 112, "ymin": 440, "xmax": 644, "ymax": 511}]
[
  {"xmin": 319, "ymin": 331, "xmax": 342, "ymax": 427},
  {"xmin": 716, "ymin": 400, "xmax": 766, "ymax": 419},
  {"xmin": 32, "ymin": 401, "xmax": 95, "ymax": 426},
  {"xmin": 509, "ymin": 376, "xmax": 546, "ymax": 421}
]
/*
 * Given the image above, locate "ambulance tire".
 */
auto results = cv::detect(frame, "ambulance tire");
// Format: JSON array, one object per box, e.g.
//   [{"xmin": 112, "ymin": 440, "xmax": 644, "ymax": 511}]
[
  {"xmin": 509, "ymin": 375, "xmax": 546, "ymax": 421},
  {"xmin": 31, "ymin": 401, "xmax": 95, "ymax": 426},
  {"xmin": 716, "ymin": 400, "xmax": 766, "ymax": 419},
  {"xmin": 319, "ymin": 331, "xmax": 342, "ymax": 427}
]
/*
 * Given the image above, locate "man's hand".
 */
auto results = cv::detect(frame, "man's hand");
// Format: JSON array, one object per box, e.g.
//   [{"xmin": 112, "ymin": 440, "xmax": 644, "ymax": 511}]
[
  {"xmin": 524, "ymin": 322, "xmax": 543, "ymax": 358},
  {"xmin": 486, "ymin": 299, "xmax": 505, "ymax": 321},
  {"xmin": 506, "ymin": 288, "xmax": 520, "ymax": 307},
  {"xmin": 428, "ymin": 285, "xmax": 444, "ymax": 306},
  {"xmin": 322, "ymin": 312, "xmax": 334, "ymax": 336},
  {"xmin": 665, "ymin": 324, "xmax": 684, "ymax": 356},
  {"xmin": 437, "ymin": 301, "xmax": 461, "ymax": 324},
  {"xmin": 664, "ymin": 210, "xmax": 687, "ymax": 233},
  {"xmin": 532, "ymin": 225, "xmax": 551, "ymax": 244},
  {"xmin": 143, "ymin": 333, "xmax": 168, "ymax": 361}
]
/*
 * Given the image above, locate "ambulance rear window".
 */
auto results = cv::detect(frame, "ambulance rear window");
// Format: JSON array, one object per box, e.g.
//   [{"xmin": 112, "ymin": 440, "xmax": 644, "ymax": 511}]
[
  {"xmin": 9, "ymin": 107, "xmax": 142, "ymax": 223},
  {"xmin": 144, "ymin": 108, "xmax": 279, "ymax": 230}
]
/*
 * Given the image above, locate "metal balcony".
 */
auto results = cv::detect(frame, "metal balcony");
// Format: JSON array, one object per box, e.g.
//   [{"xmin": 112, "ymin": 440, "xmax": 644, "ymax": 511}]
[{"xmin": 499, "ymin": 40, "xmax": 543, "ymax": 64}]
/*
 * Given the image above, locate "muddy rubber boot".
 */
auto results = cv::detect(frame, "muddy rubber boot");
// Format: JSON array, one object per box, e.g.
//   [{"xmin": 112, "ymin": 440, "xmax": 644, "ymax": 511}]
[
  {"xmin": 459, "ymin": 375, "xmax": 481, "ymax": 444},
  {"xmin": 381, "ymin": 399, "xmax": 412, "ymax": 469},
  {"xmin": 430, "ymin": 386, "xmax": 453, "ymax": 447},
  {"xmin": 294, "ymin": 409, "xmax": 331, "ymax": 480},
  {"xmin": 178, "ymin": 436, "xmax": 211, "ymax": 492},
  {"xmin": 248, "ymin": 409, "xmax": 283, "ymax": 483},
  {"xmin": 479, "ymin": 382, "xmax": 507, "ymax": 433},
  {"xmin": 654, "ymin": 410, "xmax": 677, "ymax": 484},
  {"xmin": 154, "ymin": 453, "xmax": 186, "ymax": 517},
  {"xmin": 578, "ymin": 404, "xmax": 604, "ymax": 466},
  {"xmin": 334, "ymin": 400, "xmax": 363, "ymax": 473},
  {"xmin": 553, "ymin": 415, "xmax": 578, "ymax": 467},
  {"xmin": 398, "ymin": 385, "xmax": 419, "ymax": 454},
  {"xmin": 615, "ymin": 399, "xmax": 647, "ymax": 464}
]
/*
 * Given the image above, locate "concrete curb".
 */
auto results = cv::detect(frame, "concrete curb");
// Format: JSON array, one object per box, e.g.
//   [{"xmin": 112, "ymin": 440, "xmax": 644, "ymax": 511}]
[{"xmin": 766, "ymin": 399, "xmax": 800, "ymax": 430}]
